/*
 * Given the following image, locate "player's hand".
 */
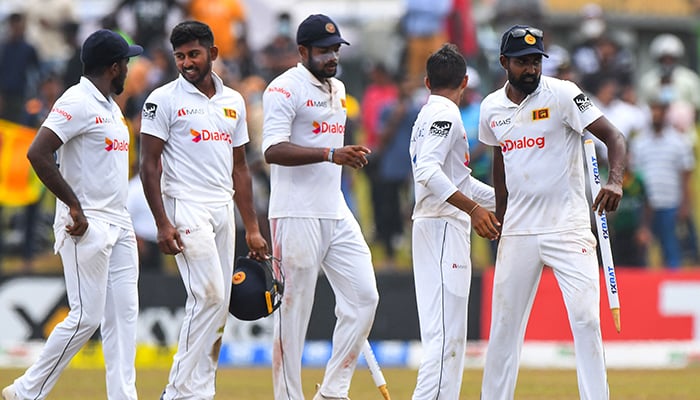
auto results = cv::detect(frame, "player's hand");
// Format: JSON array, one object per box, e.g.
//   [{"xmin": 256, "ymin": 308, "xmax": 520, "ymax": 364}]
[
  {"xmin": 66, "ymin": 206, "xmax": 88, "ymax": 236},
  {"xmin": 157, "ymin": 222, "xmax": 184, "ymax": 255},
  {"xmin": 471, "ymin": 207, "xmax": 501, "ymax": 241},
  {"xmin": 332, "ymin": 145, "xmax": 371, "ymax": 169},
  {"xmin": 593, "ymin": 182, "xmax": 622, "ymax": 214},
  {"xmin": 246, "ymin": 231, "xmax": 268, "ymax": 260}
]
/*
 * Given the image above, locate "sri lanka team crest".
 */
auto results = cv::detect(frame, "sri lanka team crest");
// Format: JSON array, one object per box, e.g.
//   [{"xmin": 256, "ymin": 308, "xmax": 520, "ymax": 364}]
[{"xmin": 223, "ymin": 108, "xmax": 237, "ymax": 119}]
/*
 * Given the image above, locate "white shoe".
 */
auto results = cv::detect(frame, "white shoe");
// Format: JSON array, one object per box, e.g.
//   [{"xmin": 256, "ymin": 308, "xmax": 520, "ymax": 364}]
[
  {"xmin": 312, "ymin": 384, "xmax": 350, "ymax": 400},
  {"xmin": 1, "ymin": 385, "xmax": 19, "ymax": 400}
]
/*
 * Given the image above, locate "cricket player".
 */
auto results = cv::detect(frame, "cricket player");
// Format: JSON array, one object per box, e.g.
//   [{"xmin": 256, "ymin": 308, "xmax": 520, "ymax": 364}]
[
  {"xmin": 410, "ymin": 43, "xmax": 500, "ymax": 399},
  {"xmin": 2, "ymin": 30, "xmax": 143, "ymax": 400},
  {"xmin": 139, "ymin": 21, "xmax": 267, "ymax": 399},
  {"xmin": 262, "ymin": 14, "xmax": 379, "ymax": 400},
  {"xmin": 479, "ymin": 25, "xmax": 626, "ymax": 400}
]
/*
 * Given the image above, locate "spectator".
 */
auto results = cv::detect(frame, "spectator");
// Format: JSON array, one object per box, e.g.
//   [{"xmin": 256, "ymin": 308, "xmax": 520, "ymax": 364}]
[
  {"xmin": 630, "ymin": 97, "xmax": 695, "ymax": 268},
  {"xmin": 187, "ymin": 0, "xmax": 247, "ymax": 65},
  {"xmin": 401, "ymin": 0, "xmax": 451, "ymax": 83},
  {"xmin": 0, "ymin": 13, "xmax": 40, "ymax": 124},
  {"xmin": 109, "ymin": 0, "xmax": 186, "ymax": 54},
  {"xmin": 372, "ymin": 76, "xmax": 423, "ymax": 267},
  {"xmin": 585, "ymin": 77, "xmax": 648, "ymax": 168},
  {"xmin": 61, "ymin": 21, "xmax": 83, "ymax": 87},
  {"xmin": 23, "ymin": 0, "xmax": 76, "ymax": 75},
  {"xmin": 259, "ymin": 12, "xmax": 299, "ymax": 82},
  {"xmin": 638, "ymin": 33, "xmax": 700, "ymax": 142},
  {"xmin": 609, "ymin": 155, "xmax": 651, "ymax": 267}
]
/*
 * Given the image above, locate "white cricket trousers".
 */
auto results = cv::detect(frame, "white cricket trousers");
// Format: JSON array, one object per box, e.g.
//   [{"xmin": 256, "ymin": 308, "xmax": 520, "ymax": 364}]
[
  {"xmin": 14, "ymin": 219, "xmax": 139, "ymax": 400},
  {"xmin": 161, "ymin": 198, "xmax": 236, "ymax": 400},
  {"xmin": 411, "ymin": 218, "xmax": 472, "ymax": 400},
  {"xmin": 270, "ymin": 213, "xmax": 379, "ymax": 400},
  {"xmin": 481, "ymin": 230, "xmax": 609, "ymax": 400}
]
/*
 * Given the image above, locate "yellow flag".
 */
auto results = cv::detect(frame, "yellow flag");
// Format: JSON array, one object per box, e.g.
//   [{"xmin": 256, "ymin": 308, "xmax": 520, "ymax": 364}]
[{"xmin": 0, "ymin": 119, "xmax": 43, "ymax": 206}]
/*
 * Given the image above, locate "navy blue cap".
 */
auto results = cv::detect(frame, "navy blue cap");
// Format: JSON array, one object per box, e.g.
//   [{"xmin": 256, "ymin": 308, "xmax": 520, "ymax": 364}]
[
  {"xmin": 229, "ymin": 257, "xmax": 284, "ymax": 321},
  {"xmin": 500, "ymin": 25, "xmax": 548, "ymax": 58},
  {"xmin": 81, "ymin": 29, "xmax": 143, "ymax": 68},
  {"xmin": 296, "ymin": 14, "xmax": 350, "ymax": 47}
]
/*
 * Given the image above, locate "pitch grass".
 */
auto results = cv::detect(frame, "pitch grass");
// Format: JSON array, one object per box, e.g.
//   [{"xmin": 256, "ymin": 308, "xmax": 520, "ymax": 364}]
[{"xmin": 1, "ymin": 367, "xmax": 698, "ymax": 399}]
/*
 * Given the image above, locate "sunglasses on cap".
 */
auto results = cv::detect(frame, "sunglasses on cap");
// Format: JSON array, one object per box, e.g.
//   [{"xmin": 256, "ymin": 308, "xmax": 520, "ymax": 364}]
[{"xmin": 508, "ymin": 27, "xmax": 543, "ymax": 38}]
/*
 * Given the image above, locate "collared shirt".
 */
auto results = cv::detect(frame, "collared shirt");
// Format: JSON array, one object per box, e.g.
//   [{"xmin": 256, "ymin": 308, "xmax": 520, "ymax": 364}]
[
  {"xmin": 43, "ymin": 76, "xmax": 133, "ymax": 230},
  {"xmin": 262, "ymin": 63, "xmax": 348, "ymax": 219},
  {"xmin": 410, "ymin": 94, "xmax": 474, "ymax": 227},
  {"xmin": 140, "ymin": 72, "xmax": 249, "ymax": 204},
  {"xmin": 479, "ymin": 76, "xmax": 603, "ymax": 236}
]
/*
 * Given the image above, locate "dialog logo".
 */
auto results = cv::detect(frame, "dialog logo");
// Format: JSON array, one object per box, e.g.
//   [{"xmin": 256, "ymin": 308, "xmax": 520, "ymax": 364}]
[
  {"xmin": 500, "ymin": 136, "xmax": 545, "ymax": 153},
  {"xmin": 190, "ymin": 128, "xmax": 232, "ymax": 144},
  {"xmin": 312, "ymin": 121, "xmax": 345, "ymax": 134},
  {"xmin": 105, "ymin": 138, "xmax": 128, "ymax": 152}
]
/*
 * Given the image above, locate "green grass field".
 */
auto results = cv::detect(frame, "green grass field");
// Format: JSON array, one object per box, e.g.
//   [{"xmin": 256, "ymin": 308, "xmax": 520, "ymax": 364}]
[{"xmin": 1, "ymin": 367, "xmax": 698, "ymax": 399}]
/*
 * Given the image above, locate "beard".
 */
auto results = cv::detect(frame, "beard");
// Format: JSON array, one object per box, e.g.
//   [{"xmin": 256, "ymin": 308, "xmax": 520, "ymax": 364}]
[
  {"xmin": 180, "ymin": 54, "xmax": 213, "ymax": 86},
  {"xmin": 305, "ymin": 54, "xmax": 337, "ymax": 80},
  {"xmin": 508, "ymin": 70, "xmax": 540, "ymax": 95},
  {"xmin": 113, "ymin": 69, "xmax": 126, "ymax": 95}
]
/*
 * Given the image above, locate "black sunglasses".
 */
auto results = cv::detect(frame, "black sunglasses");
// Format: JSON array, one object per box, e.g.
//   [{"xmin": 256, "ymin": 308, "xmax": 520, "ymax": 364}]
[{"xmin": 509, "ymin": 27, "xmax": 543, "ymax": 38}]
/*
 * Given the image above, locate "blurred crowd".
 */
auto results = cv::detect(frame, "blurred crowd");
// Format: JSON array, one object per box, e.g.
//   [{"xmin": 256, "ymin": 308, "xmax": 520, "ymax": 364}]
[{"xmin": 1, "ymin": 0, "xmax": 699, "ymax": 273}]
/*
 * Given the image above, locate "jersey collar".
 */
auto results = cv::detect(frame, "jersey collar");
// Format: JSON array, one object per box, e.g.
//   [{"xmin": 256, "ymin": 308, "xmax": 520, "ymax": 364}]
[
  {"xmin": 177, "ymin": 71, "xmax": 225, "ymax": 96},
  {"xmin": 298, "ymin": 62, "xmax": 331, "ymax": 89},
  {"xmin": 79, "ymin": 76, "xmax": 114, "ymax": 106}
]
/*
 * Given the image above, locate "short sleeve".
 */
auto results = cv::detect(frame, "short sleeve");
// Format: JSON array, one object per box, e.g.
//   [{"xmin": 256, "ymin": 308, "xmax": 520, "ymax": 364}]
[
  {"xmin": 140, "ymin": 89, "xmax": 172, "ymax": 141},
  {"xmin": 261, "ymin": 78, "xmax": 297, "ymax": 153}
]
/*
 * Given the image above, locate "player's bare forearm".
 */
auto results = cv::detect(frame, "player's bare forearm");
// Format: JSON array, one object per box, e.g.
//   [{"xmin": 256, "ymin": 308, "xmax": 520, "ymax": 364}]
[
  {"xmin": 589, "ymin": 116, "xmax": 626, "ymax": 213},
  {"xmin": 233, "ymin": 147, "xmax": 268, "ymax": 257},
  {"xmin": 492, "ymin": 147, "xmax": 508, "ymax": 224},
  {"xmin": 264, "ymin": 141, "xmax": 370, "ymax": 169},
  {"xmin": 139, "ymin": 136, "xmax": 170, "ymax": 228},
  {"xmin": 446, "ymin": 191, "xmax": 500, "ymax": 240}
]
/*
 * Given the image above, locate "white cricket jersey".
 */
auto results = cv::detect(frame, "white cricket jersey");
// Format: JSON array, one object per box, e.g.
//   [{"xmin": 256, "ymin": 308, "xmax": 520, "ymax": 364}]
[
  {"xmin": 479, "ymin": 76, "xmax": 603, "ymax": 236},
  {"xmin": 410, "ymin": 95, "xmax": 474, "ymax": 227},
  {"xmin": 140, "ymin": 73, "xmax": 249, "ymax": 204},
  {"xmin": 262, "ymin": 63, "xmax": 348, "ymax": 219},
  {"xmin": 42, "ymin": 77, "xmax": 133, "ymax": 230}
]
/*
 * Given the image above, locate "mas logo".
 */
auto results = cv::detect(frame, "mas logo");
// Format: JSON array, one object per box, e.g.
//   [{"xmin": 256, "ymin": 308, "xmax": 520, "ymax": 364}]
[
  {"xmin": 177, "ymin": 107, "xmax": 205, "ymax": 117},
  {"xmin": 490, "ymin": 117, "xmax": 511, "ymax": 128},
  {"xmin": 104, "ymin": 138, "xmax": 129, "ymax": 152},
  {"xmin": 190, "ymin": 128, "xmax": 232, "ymax": 144},
  {"xmin": 305, "ymin": 99, "xmax": 328, "ymax": 108}
]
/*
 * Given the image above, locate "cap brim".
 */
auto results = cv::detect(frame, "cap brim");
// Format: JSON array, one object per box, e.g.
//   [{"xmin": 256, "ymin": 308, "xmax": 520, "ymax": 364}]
[
  {"xmin": 125, "ymin": 44, "xmax": 144, "ymax": 58},
  {"xmin": 307, "ymin": 36, "xmax": 350, "ymax": 48},
  {"xmin": 503, "ymin": 48, "xmax": 549, "ymax": 58}
]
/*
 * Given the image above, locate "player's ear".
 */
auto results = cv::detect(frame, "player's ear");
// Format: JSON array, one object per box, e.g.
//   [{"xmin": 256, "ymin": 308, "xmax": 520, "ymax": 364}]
[
  {"xmin": 424, "ymin": 76, "xmax": 431, "ymax": 91},
  {"xmin": 499, "ymin": 54, "xmax": 508, "ymax": 70},
  {"xmin": 209, "ymin": 45, "xmax": 219, "ymax": 62},
  {"xmin": 461, "ymin": 75, "xmax": 468, "ymax": 90}
]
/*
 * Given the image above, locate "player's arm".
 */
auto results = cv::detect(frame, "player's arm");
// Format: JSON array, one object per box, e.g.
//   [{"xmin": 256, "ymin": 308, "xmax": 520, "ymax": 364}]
[
  {"xmin": 232, "ymin": 145, "xmax": 268, "ymax": 259},
  {"xmin": 264, "ymin": 141, "xmax": 370, "ymax": 169},
  {"xmin": 27, "ymin": 127, "xmax": 88, "ymax": 236},
  {"xmin": 139, "ymin": 133, "xmax": 183, "ymax": 255},
  {"xmin": 587, "ymin": 116, "xmax": 626, "ymax": 213},
  {"xmin": 492, "ymin": 146, "xmax": 508, "ymax": 226}
]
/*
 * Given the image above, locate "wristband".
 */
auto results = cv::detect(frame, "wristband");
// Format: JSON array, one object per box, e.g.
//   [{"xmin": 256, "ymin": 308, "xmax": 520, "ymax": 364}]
[
  {"xmin": 467, "ymin": 203, "xmax": 480, "ymax": 216},
  {"xmin": 328, "ymin": 147, "xmax": 335, "ymax": 163}
]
